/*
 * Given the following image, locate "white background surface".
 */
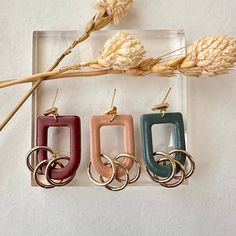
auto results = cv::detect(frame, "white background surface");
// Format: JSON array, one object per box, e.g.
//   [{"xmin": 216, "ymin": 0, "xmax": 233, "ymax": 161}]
[{"xmin": 0, "ymin": 0, "xmax": 236, "ymax": 235}]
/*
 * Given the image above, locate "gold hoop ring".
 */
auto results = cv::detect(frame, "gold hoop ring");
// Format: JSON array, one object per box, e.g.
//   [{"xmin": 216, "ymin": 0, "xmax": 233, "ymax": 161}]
[
  {"xmin": 115, "ymin": 154, "xmax": 141, "ymax": 184},
  {"xmin": 87, "ymin": 154, "xmax": 116, "ymax": 186},
  {"xmin": 26, "ymin": 146, "xmax": 56, "ymax": 173},
  {"xmin": 33, "ymin": 160, "xmax": 54, "ymax": 189},
  {"xmin": 100, "ymin": 161, "xmax": 129, "ymax": 191},
  {"xmin": 45, "ymin": 156, "xmax": 76, "ymax": 187},
  {"xmin": 169, "ymin": 149, "xmax": 195, "ymax": 179},
  {"xmin": 146, "ymin": 151, "xmax": 176, "ymax": 183},
  {"xmin": 156, "ymin": 158, "xmax": 186, "ymax": 188},
  {"xmin": 33, "ymin": 160, "xmax": 64, "ymax": 188}
]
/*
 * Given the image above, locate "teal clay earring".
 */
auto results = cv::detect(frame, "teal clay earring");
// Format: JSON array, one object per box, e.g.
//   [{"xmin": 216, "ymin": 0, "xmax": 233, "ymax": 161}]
[{"xmin": 140, "ymin": 88, "xmax": 195, "ymax": 188}]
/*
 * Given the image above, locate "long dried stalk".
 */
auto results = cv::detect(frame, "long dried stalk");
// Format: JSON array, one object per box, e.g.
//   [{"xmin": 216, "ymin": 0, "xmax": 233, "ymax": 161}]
[
  {"xmin": 0, "ymin": 31, "xmax": 92, "ymax": 130},
  {"xmin": 0, "ymin": 0, "xmax": 134, "ymax": 131},
  {"xmin": 0, "ymin": 58, "xmax": 96, "ymax": 131},
  {"xmin": 2, "ymin": 34, "xmax": 236, "ymax": 88},
  {"xmin": 0, "ymin": 69, "xmax": 124, "ymax": 88},
  {"xmin": 0, "ymin": 61, "xmax": 98, "ymax": 89},
  {"xmin": 0, "ymin": 80, "xmax": 43, "ymax": 132},
  {"xmin": 0, "ymin": 45, "xmax": 186, "ymax": 87}
]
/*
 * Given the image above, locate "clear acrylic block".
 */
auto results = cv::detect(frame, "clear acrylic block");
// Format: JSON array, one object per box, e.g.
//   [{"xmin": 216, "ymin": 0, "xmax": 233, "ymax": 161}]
[{"xmin": 31, "ymin": 30, "xmax": 187, "ymax": 187}]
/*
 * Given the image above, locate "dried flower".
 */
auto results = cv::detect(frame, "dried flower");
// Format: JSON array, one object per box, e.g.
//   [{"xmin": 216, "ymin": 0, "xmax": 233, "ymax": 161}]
[
  {"xmin": 150, "ymin": 36, "xmax": 236, "ymax": 77},
  {"xmin": 96, "ymin": 0, "xmax": 133, "ymax": 24},
  {"xmin": 98, "ymin": 31, "xmax": 145, "ymax": 70},
  {"xmin": 181, "ymin": 36, "xmax": 236, "ymax": 76}
]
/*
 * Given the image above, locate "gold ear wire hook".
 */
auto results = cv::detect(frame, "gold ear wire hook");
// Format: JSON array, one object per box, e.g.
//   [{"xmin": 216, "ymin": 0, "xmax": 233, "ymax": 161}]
[
  {"xmin": 43, "ymin": 89, "xmax": 59, "ymax": 121},
  {"xmin": 151, "ymin": 87, "xmax": 172, "ymax": 117},
  {"xmin": 104, "ymin": 89, "xmax": 117, "ymax": 122}
]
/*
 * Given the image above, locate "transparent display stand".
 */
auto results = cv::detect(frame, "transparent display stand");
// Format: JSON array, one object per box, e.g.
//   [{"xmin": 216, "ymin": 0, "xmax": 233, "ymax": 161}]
[{"xmin": 32, "ymin": 30, "xmax": 187, "ymax": 187}]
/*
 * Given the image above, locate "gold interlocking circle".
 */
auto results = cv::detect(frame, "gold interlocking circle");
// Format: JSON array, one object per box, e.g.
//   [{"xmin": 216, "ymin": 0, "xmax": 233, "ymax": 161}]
[
  {"xmin": 146, "ymin": 149, "xmax": 195, "ymax": 188},
  {"xmin": 87, "ymin": 153, "xmax": 141, "ymax": 191},
  {"xmin": 26, "ymin": 146, "xmax": 76, "ymax": 188}
]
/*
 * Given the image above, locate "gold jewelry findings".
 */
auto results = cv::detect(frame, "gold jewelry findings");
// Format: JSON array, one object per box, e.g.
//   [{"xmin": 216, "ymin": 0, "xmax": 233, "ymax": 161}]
[
  {"xmin": 104, "ymin": 88, "xmax": 118, "ymax": 122},
  {"xmin": 146, "ymin": 150, "xmax": 195, "ymax": 188},
  {"xmin": 87, "ymin": 153, "xmax": 141, "ymax": 191},
  {"xmin": 25, "ymin": 146, "xmax": 76, "ymax": 189}
]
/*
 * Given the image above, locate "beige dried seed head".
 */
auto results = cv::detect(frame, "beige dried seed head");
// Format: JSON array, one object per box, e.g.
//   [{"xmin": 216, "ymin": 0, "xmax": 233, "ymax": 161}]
[
  {"xmin": 93, "ymin": 15, "xmax": 113, "ymax": 31},
  {"xmin": 96, "ymin": 0, "xmax": 133, "ymax": 24},
  {"xmin": 126, "ymin": 68, "xmax": 147, "ymax": 76},
  {"xmin": 151, "ymin": 64, "xmax": 175, "ymax": 77},
  {"xmin": 137, "ymin": 58, "xmax": 161, "ymax": 71},
  {"xmin": 166, "ymin": 56, "xmax": 186, "ymax": 68},
  {"xmin": 98, "ymin": 31, "xmax": 145, "ymax": 70},
  {"xmin": 181, "ymin": 36, "xmax": 236, "ymax": 76}
]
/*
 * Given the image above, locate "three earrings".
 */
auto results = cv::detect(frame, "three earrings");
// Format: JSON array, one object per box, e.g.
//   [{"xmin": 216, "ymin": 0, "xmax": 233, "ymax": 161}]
[{"xmin": 25, "ymin": 88, "xmax": 195, "ymax": 190}]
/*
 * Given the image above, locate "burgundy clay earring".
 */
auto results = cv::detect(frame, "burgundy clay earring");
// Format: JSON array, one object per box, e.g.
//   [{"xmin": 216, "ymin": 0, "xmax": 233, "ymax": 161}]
[{"xmin": 25, "ymin": 90, "xmax": 81, "ymax": 188}]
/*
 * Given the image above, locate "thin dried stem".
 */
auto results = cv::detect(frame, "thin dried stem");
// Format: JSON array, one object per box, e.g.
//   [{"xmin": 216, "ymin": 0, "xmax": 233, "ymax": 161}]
[
  {"xmin": 0, "ymin": 80, "xmax": 42, "ymax": 131},
  {"xmin": 48, "ymin": 27, "xmax": 93, "ymax": 71},
  {"xmin": 0, "ymin": 31, "xmax": 92, "ymax": 129},
  {"xmin": 158, "ymin": 46, "xmax": 187, "ymax": 59},
  {"xmin": 0, "ymin": 68, "xmax": 123, "ymax": 131},
  {"xmin": 0, "ymin": 2, "xmax": 130, "ymax": 131},
  {"xmin": 0, "ymin": 71, "xmax": 58, "ymax": 88},
  {"xmin": 16, "ymin": 69, "xmax": 124, "ymax": 84},
  {"xmin": 0, "ymin": 61, "xmax": 98, "ymax": 88},
  {"xmin": 0, "ymin": 46, "xmax": 189, "ymax": 88}
]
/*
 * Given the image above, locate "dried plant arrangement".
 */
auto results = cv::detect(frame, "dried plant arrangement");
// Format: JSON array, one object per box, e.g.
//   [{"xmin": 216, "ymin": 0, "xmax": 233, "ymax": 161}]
[
  {"xmin": 2, "ymin": 33, "xmax": 236, "ymax": 88},
  {"xmin": 1, "ymin": 0, "xmax": 236, "ymax": 131},
  {"xmin": 0, "ymin": 0, "xmax": 134, "ymax": 131}
]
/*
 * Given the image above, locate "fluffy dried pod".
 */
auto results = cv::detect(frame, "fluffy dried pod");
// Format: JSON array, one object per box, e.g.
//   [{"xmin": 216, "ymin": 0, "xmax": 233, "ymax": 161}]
[
  {"xmin": 96, "ymin": 0, "xmax": 133, "ymax": 24},
  {"xmin": 98, "ymin": 31, "xmax": 145, "ymax": 70},
  {"xmin": 180, "ymin": 36, "xmax": 236, "ymax": 76}
]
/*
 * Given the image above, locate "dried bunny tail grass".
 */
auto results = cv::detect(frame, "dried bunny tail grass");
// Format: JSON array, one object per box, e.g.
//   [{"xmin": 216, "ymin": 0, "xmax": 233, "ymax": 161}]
[
  {"xmin": 97, "ymin": 31, "xmax": 145, "ymax": 70},
  {"xmin": 96, "ymin": 0, "xmax": 133, "ymax": 24}
]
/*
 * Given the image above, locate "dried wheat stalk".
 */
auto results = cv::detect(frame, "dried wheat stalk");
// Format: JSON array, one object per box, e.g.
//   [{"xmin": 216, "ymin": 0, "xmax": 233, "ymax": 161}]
[{"xmin": 1, "ymin": 34, "xmax": 236, "ymax": 89}]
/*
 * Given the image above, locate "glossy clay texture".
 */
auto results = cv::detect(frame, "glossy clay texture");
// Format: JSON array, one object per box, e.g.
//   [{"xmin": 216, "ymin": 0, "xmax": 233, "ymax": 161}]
[
  {"xmin": 37, "ymin": 115, "xmax": 81, "ymax": 180},
  {"xmin": 90, "ymin": 114, "xmax": 135, "ymax": 178}
]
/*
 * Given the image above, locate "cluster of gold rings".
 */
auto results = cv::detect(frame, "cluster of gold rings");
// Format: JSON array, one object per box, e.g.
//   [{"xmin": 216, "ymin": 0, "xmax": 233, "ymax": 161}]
[
  {"xmin": 87, "ymin": 154, "xmax": 141, "ymax": 191},
  {"xmin": 146, "ymin": 149, "xmax": 195, "ymax": 188},
  {"xmin": 26, "ymin": 146, "xmax": 76, "ymax": 189}
]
